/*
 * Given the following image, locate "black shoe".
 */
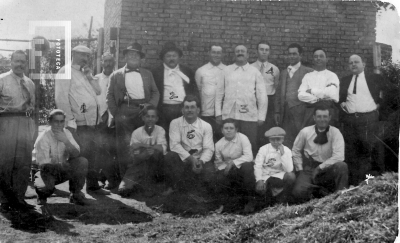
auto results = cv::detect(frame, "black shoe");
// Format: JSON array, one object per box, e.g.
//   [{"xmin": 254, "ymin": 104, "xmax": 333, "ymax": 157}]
[
  {"xmin": 12, "ymin": 201, "xmax": 35, "ymax": 212},
  {"xmin": 0, "ymin": 203, "xmax": 12, "ymax": 212},
  {"xmin": 37, "ymin": 197, "xmax": 47, "ymax": 206},
  {"xmin": 69, "ymin": 192, "xmax": 87, "ymax": 206}
]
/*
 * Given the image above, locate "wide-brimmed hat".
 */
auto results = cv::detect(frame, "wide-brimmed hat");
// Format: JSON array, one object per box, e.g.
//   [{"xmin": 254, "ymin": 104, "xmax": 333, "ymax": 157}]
[
  {"xmin": 159, "ymin": 41, "xmax": 183, "ymax": 60},
  {"xmin": 123, "ymin": 42, "xmax": 145, "ymax": 58},
  {"xmin": 265, "ymin": 127, "xmax": 286, "ymax": 138}
]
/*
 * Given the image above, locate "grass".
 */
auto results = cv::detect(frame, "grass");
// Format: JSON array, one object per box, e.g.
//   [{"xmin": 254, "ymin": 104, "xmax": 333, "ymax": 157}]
[{"xmin": 0, "ymin": 172, "xmax": 397, "ymax": 242}]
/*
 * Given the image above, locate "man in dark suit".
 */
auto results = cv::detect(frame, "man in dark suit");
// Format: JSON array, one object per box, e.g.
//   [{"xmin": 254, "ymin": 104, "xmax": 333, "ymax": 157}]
[
  {"xmin": 106, "ymin": 42, "xmax": 160, "ymax": 179},
  {"xmin": 274, "ymin": 43, "xmax": 313, "ymax": 148},
  {"xmin": 338, "ymin": 54, "xmax": 394, "ymax": 185},
  {"xmin": 152, "ymin": 42, "xmax": 199, "ymax": 137}
]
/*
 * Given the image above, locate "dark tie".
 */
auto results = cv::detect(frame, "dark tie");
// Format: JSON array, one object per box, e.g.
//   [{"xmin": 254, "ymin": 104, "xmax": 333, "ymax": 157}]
[
  {"xmin": 20, "ymin": 79, "xmax": 31, "ymax": 105},
  {"xmin": 352, "ymin": 75, "xmax": 358, "ymax": 94}
]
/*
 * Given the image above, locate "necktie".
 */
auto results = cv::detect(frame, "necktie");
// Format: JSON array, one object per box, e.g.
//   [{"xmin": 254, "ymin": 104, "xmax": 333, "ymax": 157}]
[
  {"xmin": 287, "ymin": 67, "xmax": 292, "ymax": 79},
  {"xmin": 20, "ymin": 79, "xmax": 31, "ymax": 106},
  {"xmin": 353, "ymin": 74, "xmax": 358, "ymax": 94},
  {"xmin": 260, "ymin": 63, "xmax": 265, "ymax": 74}
]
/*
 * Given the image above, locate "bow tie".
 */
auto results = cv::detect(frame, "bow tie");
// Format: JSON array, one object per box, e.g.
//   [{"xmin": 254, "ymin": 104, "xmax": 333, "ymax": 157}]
[{"xmin": 125, "ymin": 68, "xmax": 140, "ymax": 73}]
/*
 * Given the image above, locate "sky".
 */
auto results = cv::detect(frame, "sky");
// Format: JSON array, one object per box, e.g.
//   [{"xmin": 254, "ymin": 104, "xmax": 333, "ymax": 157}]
[{"xmin": 0, "ymin": 0, "xmax": 400, "ymax": 62}]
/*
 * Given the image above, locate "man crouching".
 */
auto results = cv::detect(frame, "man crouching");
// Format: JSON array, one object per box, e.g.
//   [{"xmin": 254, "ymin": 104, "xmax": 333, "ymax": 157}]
[
  {"xmin": 33, "ymin": 109, "xmax": 88, "ymax": 206},
  {"xmin": 118, "ymin": 106, "xmax": 167, "ymax": 197}
]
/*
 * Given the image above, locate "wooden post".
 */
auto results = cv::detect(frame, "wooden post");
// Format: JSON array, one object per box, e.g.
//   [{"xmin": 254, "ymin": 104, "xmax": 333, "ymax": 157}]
[
  {"xmin": 87, "ymin": 16, "xmax": 93, "ymax": 48},
  {"xmin": 97, "ymin": 28, "xmax": 104, "ymax": 74},
  {"xmin": 373, "ymin": 43, "xmax": 381, "ymax": 74}
]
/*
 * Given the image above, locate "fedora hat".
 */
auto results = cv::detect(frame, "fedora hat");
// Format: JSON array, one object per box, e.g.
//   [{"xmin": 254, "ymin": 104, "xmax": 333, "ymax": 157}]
[
  {"xmin": 159, "ymin": 41, "xmax": 183, "ymax": 60},
  {"xmin": 123, "ymin": 42, "xmax": 145, "ymax": 58}
]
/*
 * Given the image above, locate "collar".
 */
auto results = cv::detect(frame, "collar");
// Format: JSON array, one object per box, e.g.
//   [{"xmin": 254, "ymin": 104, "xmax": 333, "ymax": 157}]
[
  {"xmin": 10, "ymin": 70, "xmax": 25, "ymax": 80},
  {"xmin": 207, "ymin": 62, "xmax": 224, "ymax": 70},
  {"xmin": 256, "ymin": 60, "xmax": 269, "ymax": 67},
  {"xmin": 288, "ymin": 62, "xmax": 301, "ymax": 71},
  {"xmin": 124, "ymin": 65, "xmax": 140, "ymax": 73},
  {"xmin": 233, "ymin": 62, "xmax": 249, "ymax": 71},
  {"xmin": 163, "ymin": 63, "xmax": 180, "ymax": 71},
  {"xmin": 182, "ymin": 116, "xmax": 199, "ymax": 128},
  {"xmin": 224, "ymin": 133, "xmax": 238, "ymax": 143}
]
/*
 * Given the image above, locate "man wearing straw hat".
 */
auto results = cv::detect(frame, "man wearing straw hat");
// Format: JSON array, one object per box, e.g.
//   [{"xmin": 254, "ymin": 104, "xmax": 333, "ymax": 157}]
[{"xmin": 107, "ymin": 42, "xmax": 159, "ymax": 181}]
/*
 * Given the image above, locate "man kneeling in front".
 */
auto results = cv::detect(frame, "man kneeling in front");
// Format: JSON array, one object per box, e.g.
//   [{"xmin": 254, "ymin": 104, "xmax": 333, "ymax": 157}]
[
  {"xmin": 33, "ymin": 109, "xmax": 88, "ymax": 205},
  {"xmin": 292, "ymin": 104, "xmax": 348, "ymax": 202}
]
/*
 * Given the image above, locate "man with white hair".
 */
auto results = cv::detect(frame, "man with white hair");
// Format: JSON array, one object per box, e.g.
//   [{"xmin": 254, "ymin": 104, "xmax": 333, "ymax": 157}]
[{"xmin": 55, "ymin": 45, "xmax": 110, "ymax": 195}]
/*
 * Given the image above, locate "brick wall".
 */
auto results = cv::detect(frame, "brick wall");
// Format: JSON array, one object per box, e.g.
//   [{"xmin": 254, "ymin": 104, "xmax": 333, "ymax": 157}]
[{"xmin": 104, "ymin": 0, "xmax": 377, "ymax": 78}]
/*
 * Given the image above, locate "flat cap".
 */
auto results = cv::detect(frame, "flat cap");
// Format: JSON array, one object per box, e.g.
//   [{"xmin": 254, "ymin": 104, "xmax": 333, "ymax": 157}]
[
  {"xmin": 265, "ymin": 127, "xmax": 286, "ymax": 138},
  {"xmin": 72, "ymin": 45, "xmax": 92, "ymax": 54}
]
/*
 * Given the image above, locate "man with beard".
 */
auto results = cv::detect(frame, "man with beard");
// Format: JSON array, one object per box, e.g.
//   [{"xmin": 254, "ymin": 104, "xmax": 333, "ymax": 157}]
[
  {"xmin": 152, "ymin": 42, "xmax": 198, "ymax": 138},
  {"xmin": 274, "ymin": 43, "xmax": 313, "ymax": 148},
  {"xmin": 195, "ymin": 45, "xmax": 226, "ymax": 141},
  {"xmin": 163, "ymin": 95, "xmax": 214, "ymax": 195},
  {"xmin": 292, "ymin": 105, "xmax": 348, "ymax": 202},
  {"xmin": 298, "ymin": 48, "xmax": 339, "ymax": 127},
  {"xmin": 55, "ymin": 45, "xmax": 110, "ymax": 195},
  {"xmin": 0, "ymin": 50, "xmax": 36, "ymax": 211},
  {"xmin": 216, "ymin": 45, "xmax": 267, "ymax": 155},
  {"xmin": 118, "ymin": 106, "xmax": 167, "ymax": 197},
  {"xmin": 94, "ymin": 53, "xmax": 119, "ymax": 190},
  {"xmin": 107, "ymin": 42, "xmax": 159, "ymax": 184}
]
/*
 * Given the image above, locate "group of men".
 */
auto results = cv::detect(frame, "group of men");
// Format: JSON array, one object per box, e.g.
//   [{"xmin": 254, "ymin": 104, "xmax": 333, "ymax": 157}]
[{"xmin": 0, "ymin": 39, "xmax": 394, "ymax": 213}]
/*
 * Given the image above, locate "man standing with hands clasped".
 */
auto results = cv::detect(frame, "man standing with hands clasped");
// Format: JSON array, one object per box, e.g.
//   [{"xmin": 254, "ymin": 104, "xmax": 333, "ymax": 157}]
[{"xmin": 216, "ymin": 45, "xmax": 267, "ymax": 155}]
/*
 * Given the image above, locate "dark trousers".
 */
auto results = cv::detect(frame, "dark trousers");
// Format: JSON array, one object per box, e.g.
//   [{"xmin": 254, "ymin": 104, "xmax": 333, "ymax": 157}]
[
  {"xmin": 302, "ymin": 100, "xmax": 339, "ymax": 128},
  {"xmin": 118, "ymin": 152, "xmax": 164, "ymax": 191},
  {"xmin": 259, "ymin": 94, "xmax": 276, "ymax": 146},
  {"xmin": 341, "ymin": 110, "xmax": 380, "ymax": 185},
  {"xmin": 230, "ymin": 120, "xmax": 258, "ymax": 156},
  {"xmin": 164, "ymin": 151, "xmax": 215, "ymax": 190},
  {"xmin": 259, "ymin": 172, "xmax": 296, "ymax": 196},
  {"xmin": 282, "ymin": 103, "xmax": 307, "ymax": 149},
  {"xmin": 159, "ymin": 104, "xmax": 182, "ymax": 141},
  {"xmin": 72, "ymin": 126, "xmax": 101, "ymax": 190},
  {"xmin": 215, "ymin": 162, "xmax": 256, "ymax": 198},
  {"xmin": 34, "ymin": 157, "xmax": 88, "ymax": 199},
  {"xmin": 115, "ymin": 102, "xmax": 144, "ymax": 177},
  {"xmin": 292, "ymin": 159, "xmax": 348, "ymax": 202},
  {"xmin": 95, "ymin": 120, "xmax": 119, "ymax": 185},
  {"xmin": 202, "ymin": 116, "xmax": 223, "ymax": 142}
]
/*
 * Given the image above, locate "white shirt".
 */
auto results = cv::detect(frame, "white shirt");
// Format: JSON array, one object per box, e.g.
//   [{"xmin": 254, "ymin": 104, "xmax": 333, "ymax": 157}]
[
  {"xmin": 215, "ymin": 63, "xmax": 267, "ymax": 122},
  {"xmin": 343, "ymin": 72, "xmax": 377, "ymax": 113},
  {"xmin": 195, "ymin": 62, "xmax": 226, "ymax": 116},
  {"xmin": 163, "ymin": 64, "xmax": 187, "ymax": 104},
  {"xmin": 214, "ymin": 132, "xmax": 253, "ymax": 170},
  {"xmin": 169, "ymin": 116, "xmax": 214, "ymax": 162},
  {"xmin": 251, "ymin": 60, "xmax": 280, "ymax": 95},
  {"xmin": 130, "ymin": 125, "xmax": 167, "ymax": 155},
  {"xmin": 32, "ymin": 127, "xmax": 80, "ymax": 166},
  {"xmin": 95, "ymin": 72, "xmax": 111, "ymax": 115},
  {"xmin": 254, "ymin": 143, "xmax": 293, "ymax": 182},
  {"xmin": 292, "ymin": 125, "xmax": 345, "ymax": 171},
  {"xmin": 298, "ymin": 69, "xmax": 339, "ymax": 103},
  {"xmin": 125, "ymin": 71, "xmax": 145, "ymax": 100},
  {"xmin": 287, "ymin": 62, "xmax": 301, "ymax": 78}
]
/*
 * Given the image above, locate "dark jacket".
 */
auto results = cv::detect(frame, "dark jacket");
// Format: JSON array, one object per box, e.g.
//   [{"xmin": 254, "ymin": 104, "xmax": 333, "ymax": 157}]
[
  {"xmin": 339, "ymin": 72, "xmax": 396, "ymax": 120},
  {"xmin": 274, "ymin": 64, "xmax": 313, "ymax": 124},
  {"xmin": 106, "ymin": 66, "xmax": 160, "ymax": 117},
  {"xmin": 152, "ymin": 64, "xmax": 199, "ymax": 110}
]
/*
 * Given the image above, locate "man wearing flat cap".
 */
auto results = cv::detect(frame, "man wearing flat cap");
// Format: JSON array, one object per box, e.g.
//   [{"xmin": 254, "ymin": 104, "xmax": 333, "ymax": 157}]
[
  {"xmin": 55, "ymin": 45, "xmax": 110, "ymax": 195},
  {"xmin": 152, "ymin": 42, "xmax": 199, "ymax": 137},
  {"xmin": 106, "ymin": 42, "xmax": 159, "ymax": 180},
  {"xmin": 253, "ymin": 127, "xmax": 295, "ymax": 206},
  {"xmin": 291, "ymin": 104, "xmax": 348, "ymax": 202}
]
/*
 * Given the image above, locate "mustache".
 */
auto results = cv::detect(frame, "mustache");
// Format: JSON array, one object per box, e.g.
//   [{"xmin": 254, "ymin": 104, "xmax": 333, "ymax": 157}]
[{"xmin": 236, "ymin": 54, "xmax": 244, "ymax": 57}]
